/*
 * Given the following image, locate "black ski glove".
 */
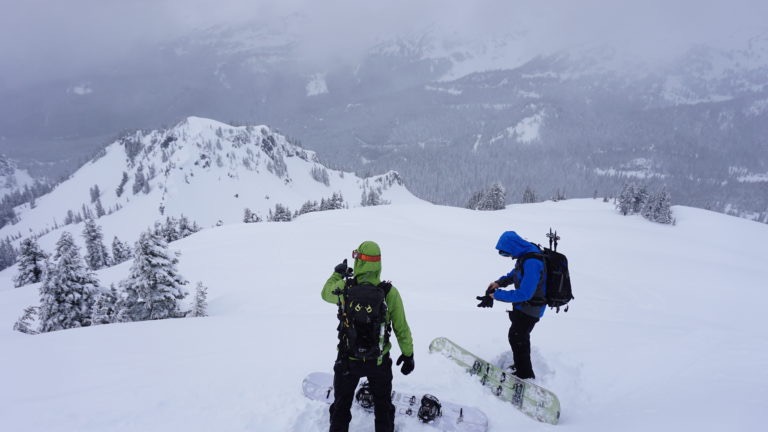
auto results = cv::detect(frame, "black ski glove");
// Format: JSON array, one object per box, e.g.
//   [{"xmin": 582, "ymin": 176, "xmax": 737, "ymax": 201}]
[
  {"xmin": 334, "ymin": 259, "xmax": 353, "ymax": 277},
  {"xmin": 397, "ymin": 354, "xmax": 415, "ymax": 375},
  {"xmin": 476, "ymin": 295, "xmax": 494, "ymax": 308}
]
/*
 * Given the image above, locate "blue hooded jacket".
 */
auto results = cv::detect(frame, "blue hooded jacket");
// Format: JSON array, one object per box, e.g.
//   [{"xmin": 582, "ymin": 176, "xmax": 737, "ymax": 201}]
[{"xmin": 493, "ymin": 231, "xmax": 546, "ymax": 318}]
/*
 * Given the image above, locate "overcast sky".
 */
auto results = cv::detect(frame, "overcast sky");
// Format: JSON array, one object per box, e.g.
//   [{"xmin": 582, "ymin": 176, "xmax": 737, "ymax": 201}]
[{"xmin": 1, "ymin": 0, "xmax": 767, "ymax": 88}]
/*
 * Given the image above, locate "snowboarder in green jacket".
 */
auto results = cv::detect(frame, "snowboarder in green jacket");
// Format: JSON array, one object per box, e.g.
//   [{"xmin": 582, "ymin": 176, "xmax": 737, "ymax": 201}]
[{"xmin": 322, "ymin": 240, "xmax": 414, "ymax": 432}]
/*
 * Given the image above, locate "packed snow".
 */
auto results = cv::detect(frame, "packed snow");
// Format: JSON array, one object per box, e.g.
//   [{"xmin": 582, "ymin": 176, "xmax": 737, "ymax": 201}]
[{"xmin": 1, "ymin": 199, "xmax": 766, "ymax": 431}]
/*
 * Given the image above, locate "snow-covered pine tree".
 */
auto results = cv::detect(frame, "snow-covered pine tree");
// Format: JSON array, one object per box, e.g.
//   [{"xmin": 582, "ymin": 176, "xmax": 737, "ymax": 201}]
[
  {"xmin": 91, "ymin": 285, "xmax": 119, "ymax": 325},
  {"xmin": 116, "ymin": 171, "xmax": 128, "ymax": 197},
  {"xmin": 522, "ymin": 187, "xmax": 537, "ymax": 204},
  {"xmin": 13, "ymin": 238, "xmax": 48, "ymax": 287},
  {"xmin": 116, "ymin": 230, "xmax": 188, "ymax": 322},
  {"xmin": 83, "ymin": 218, "xmax": 110, "ymax": 270},
  {"xmin": 111, "ymin": 236, "xmax": 133, "ymax": 264},
  {"xmin": 0, "ymin": 237, "xmax": 17, "ymax": 271},
  {"xmin": 13, "ymin": 306, "xmax": 39, "ymax": 334},
  {"xmin": 616, "ymin": 183, "xmax": 636, "ymax": 215},
  {"xmin": 268, "ymin": 203, "xmax": 293, "ymax": 222},
  {"xmin": 296, "ymin": 200, "xmax": 319, "ymax": 217},
  {"xmin": 158, "ymin": 216, "xmax": 180, "ymax": 243},
  {"xmin": 319, "ymin": 192, "xmax": 345, "ymax": 211},
  {"xmin": 95, "ymin": 196, "xmax": 106, "ymax": 218},
  {"xmin": 177, "ymin": 214, "xmax": 200, "ymax": 238},
  {"xmin": 189, "ymin": 281, "xmax": 208, "ymax": 318},
  {"xmin": 243, "ymin": 208, "xmax": 262, "ymax": 223},
  {"xmin": 633, "ymin": 185, "xmax": 649, "ymax": 214},
  {"xmin": 643, "ymin": 188, "xmax": 674, "ymax": 224},
  {"xmin": 310, "ymin": 165, "xmax": 330, "ymax": 186},
  {"xmin": 465, "ymin": 189, "xmax": 485, "ymax": 210},
  {"xmin": 478, "ymin": 182, "xmax": 506, "ymax": 210},
  {"xmin": 38, "ymin": 231, "xmax": 99, "ymax": 332}
]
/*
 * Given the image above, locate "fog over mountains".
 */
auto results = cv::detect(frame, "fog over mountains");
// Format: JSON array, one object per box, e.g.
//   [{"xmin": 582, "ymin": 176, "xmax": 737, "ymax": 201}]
[{"xmin": 1, "ymin": 3, "xmax": 767, "ymax": 222}]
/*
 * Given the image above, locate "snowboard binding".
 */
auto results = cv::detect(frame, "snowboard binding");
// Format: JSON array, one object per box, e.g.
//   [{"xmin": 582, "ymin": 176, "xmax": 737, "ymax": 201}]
[
  {"xmin": 355, "ymin": 381, "xmax": 375, "ymax": 410},
  {"xmin": 417, "ymin": 394, "xmax": 442, "ymax": 423}
]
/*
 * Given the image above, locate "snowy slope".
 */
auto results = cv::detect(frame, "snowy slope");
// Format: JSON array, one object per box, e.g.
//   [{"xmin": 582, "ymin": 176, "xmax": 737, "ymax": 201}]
[
  {"xmin": 0, "ymin": 156, "xmax": 35, "ymax": 199},
  {"xmin": 0, "ymin": 116, "xmax": 424, "ymax": 252},
  {"xmin": 1, "ymin": 199, "xmax": 766, "ymax": 431}
]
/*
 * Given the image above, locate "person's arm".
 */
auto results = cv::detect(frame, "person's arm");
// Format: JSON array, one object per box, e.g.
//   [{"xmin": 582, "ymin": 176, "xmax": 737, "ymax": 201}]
[
  {"xmin": 492, "ymin": 259, "xmax": 543, "ymax": 303},
  {"xmin": 321, "ymin": 272, "xmax": 345, "ymax": 304},
  {"xmin": 387, "ymin": 287, "xmax": 413, "ymax": 357}
]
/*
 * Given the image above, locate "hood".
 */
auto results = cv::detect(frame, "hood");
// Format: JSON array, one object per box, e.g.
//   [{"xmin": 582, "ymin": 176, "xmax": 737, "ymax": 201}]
[
  {"xmin": 354, "ymin": 240, "xmax": 382, "ymax": 285},
  {"xmin": 495, "ymin": 231, "xmax": 540, "ymax": 258}
]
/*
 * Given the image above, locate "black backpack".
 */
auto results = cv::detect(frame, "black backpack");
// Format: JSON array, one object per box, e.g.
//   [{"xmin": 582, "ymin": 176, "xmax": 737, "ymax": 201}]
[
  {"xmin": 519, "ymin": 229, "xmax": 574, "ymax": 313},
  {"xmin": 336, "ymin": 280, "xmax": 392, "ymax": 361}
]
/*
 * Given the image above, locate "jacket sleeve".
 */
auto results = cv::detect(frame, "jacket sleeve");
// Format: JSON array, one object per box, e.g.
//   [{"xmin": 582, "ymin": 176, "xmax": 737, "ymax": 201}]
[
  {"xmin": 387, "ymin": 286, "xmax": 414, "ymax": 357},
  {"xmin": 493, "ymin": 259, "xmax": 544, "ymax": 303},
  {"xmin": 321, "ymin": 272, "xmax": 345, "ymax": 304}
]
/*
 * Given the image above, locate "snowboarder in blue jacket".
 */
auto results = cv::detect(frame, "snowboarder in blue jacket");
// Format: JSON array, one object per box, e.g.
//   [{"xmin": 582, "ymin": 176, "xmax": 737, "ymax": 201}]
[{"xmin": 477, "ymin": 230, "xmax": 546, "ymax": 379}]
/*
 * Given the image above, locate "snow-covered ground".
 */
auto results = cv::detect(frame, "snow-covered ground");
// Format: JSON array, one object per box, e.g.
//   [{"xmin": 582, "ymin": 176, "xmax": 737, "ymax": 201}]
[{"xmin": 1, "ymin": 199, "xmax": 766, "ymax": 431}]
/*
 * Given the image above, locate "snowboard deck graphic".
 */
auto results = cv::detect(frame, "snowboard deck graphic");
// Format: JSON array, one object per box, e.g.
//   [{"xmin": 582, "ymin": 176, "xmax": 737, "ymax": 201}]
[
  {"xmin": 429, "ymin": 336, "xmax": 561, "ymax": 425},
  {"xmin": 302, "ymin": 371, "xmax": 488, "ymax": 432}
]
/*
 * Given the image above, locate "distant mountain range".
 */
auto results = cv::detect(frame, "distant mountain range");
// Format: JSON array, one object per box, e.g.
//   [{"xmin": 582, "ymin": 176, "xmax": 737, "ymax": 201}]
[
  {"xmin": 0, "ymin": 19, "xmax": 766, "ymax": 222},
  {"xmin": 0, "ymin": 117, "xmax": 423, "ymax": 251}
]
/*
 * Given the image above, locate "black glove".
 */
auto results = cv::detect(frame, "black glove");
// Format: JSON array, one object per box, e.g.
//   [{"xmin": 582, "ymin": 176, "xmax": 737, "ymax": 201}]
[
  {"xmin": 334, "ymin": 259, "xmax": 353, "ymax": 277},
  {"xmin": 397, "ymin": 354, "xmax": 415, "ymax": 375},
  {"xmin": 476, "ymin": 295, "xmax": 494, "ymax": 308}
]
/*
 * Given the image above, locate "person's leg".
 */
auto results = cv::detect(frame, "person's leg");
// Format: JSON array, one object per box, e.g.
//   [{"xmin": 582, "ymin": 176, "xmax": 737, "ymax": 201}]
[
  {"xmin": 329, "ymin": 363, "xmax": 361, "ymax": 432},
  {"xmin": 366, "ymin": 356, "xmax": 395, "ymax": 432},
  {"xmin": 507, "ymin": 310, "xmax": 540, "ymax": 379}
]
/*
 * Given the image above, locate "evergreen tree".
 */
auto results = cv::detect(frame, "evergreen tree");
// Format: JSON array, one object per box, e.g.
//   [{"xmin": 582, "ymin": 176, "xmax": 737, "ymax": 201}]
[
  {"xmin": 160, "ymin": 216, "xmax": 181, "ymax": 242},
  {"xmin": 0, "ymin": 238, "xmax": 17, "ymax": 271},
  {"xmin": 616, "ymin": 183, "xmax": 636, "ymax": 215},
  {"xmin": 13, "ymin": 238, "xmax": 48, "ymax": 287},
  {"xmin": 111, "ymin": 236, "xmax": 133, "ymax": 264},
  {"xmin": 296, "ymin": 200, "xmax": 319, "ymax": 217},
  {"xmin": 268, "ymin": 204, "xmax": 293, "ymax": 222},
  {"xmin": 326, "ymin": 192, "xmax": 346, "ymax": 210},
  {"xmin": 522, "ymin": 187, "xmax": 537, "ymax": 204},
  {"xmin": 89, "ymin": 184, "xmax": 101, "ymax": 203},
  {"xmin": 116, "ymin": 230, "xmax": 188, "ymax": 322},
  {"xmin": 633, "ymin": 185, "xmax": 649, "ymax": 214},
  {"xmin": 466, "ymin": 189, "xmax": 485, "ymax": 210},
  {"xmin": 243, "ymin": 208, "xmax": 262, "ymax": 223},
  {"xmin": 91, "ymin": 285, "xmax": 119, "ymax": 325},
  {"xmin": 116, "ymin": 172, "xmax": 128, "ymax": 197},
  {"xmin": 94, "ymin": 197, "xmax": 106, "ymax": 218},
  {"xmin": 643, "ymin": 188, "xmax": 674, "ymax": 224},
  {"xmin": 478, "ymin": 182, "xmax": 506, "ymax": 210},
  {"xmin": 133, "ymin": 168, "xmax": 146, "ymax": 195},
  {"xmin": 38, "ymin": 231, "xmax": 99, "ymax": 332},
  {"xmin": 83, "ymin": 218, "xmax": 110, "ymax": 270},
  {"xmin": 13, "ymin": 306, "xmax": 39, "ymax": 335},
  {"xmin": 189, "ymin": 281, "xmax": 209, "ymax": 318},
  {"xmin": 177, "ymin": 214, "xmax": 200, "ymax": 238}
]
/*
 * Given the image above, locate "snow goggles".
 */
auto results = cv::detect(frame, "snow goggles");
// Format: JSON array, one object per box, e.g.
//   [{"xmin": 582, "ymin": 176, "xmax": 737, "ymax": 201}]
[
  {"xmin": 352, "ymin": 249, "xmax": 381, "ymax": 262},
  {"xmin": 498, "ymin": 250, "xmax": 513, "ymax": 258}
]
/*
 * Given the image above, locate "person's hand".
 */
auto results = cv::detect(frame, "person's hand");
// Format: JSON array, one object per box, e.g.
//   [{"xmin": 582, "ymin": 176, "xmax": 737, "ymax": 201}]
[
  {"xmin": 476, "ymin": 295, "xmax": 494, "ymax": 308},
  {"xmin": 486, "ymin": 282, "xmax": 499, "ymax": 294},
  {"xmin": 397, "ymin": 354, "xmax": 415, "ymax": 375},
  {"xmin": 334, "ymin": 259, "xmax": 353, "ymax": 277}
]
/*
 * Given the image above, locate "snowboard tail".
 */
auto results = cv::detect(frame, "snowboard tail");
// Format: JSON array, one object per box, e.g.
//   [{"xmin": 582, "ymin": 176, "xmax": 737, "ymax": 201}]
[
  {"xmin": 429, "ymin": 336, "xmax": 561, "ymax": 425},
  {"xmin": 302, "ymin": 371, "xmax": 488, "ymax": 432}
]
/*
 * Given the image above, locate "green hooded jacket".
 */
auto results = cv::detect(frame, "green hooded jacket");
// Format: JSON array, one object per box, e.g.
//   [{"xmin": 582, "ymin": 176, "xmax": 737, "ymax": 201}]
[{"xmin": 321, "ymin": 240, "xmax": 414, "ymax": 364}]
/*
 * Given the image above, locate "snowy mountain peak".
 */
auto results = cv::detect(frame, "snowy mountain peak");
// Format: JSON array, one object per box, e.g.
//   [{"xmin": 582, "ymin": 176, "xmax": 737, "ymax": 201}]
[{"xmin": 1, "ymin": 117, "xmax": 423, "ymax": 252}]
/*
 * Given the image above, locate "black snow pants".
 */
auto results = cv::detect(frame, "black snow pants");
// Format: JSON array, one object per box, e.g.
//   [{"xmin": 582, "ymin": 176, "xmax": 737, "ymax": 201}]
[
  {"xmin": 508, "ymin": 309, "xmax": 540, "ymax": 379},
  {"xmin": 329, "ymin": 355, "xmax": 395, "ymax": 432}
]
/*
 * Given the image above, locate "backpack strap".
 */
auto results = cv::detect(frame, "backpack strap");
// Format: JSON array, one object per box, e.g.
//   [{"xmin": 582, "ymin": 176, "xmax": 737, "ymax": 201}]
[
  {"xmin": 516, "ymin": 252, "xmax": 547, "ymax": 307},
  {"xmin": 378, "ymin": 281, "xmax": 392, "ymax": 296}
]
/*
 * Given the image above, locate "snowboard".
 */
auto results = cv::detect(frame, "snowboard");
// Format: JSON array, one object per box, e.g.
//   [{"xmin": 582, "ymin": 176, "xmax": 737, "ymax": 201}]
[
  {"xmin": 302, "ymin": 371, "xmax": 488, "ymax": 432},
  {"xmin": 429, "ymin": 336, "xmax": 561, "ymax": 425}
]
